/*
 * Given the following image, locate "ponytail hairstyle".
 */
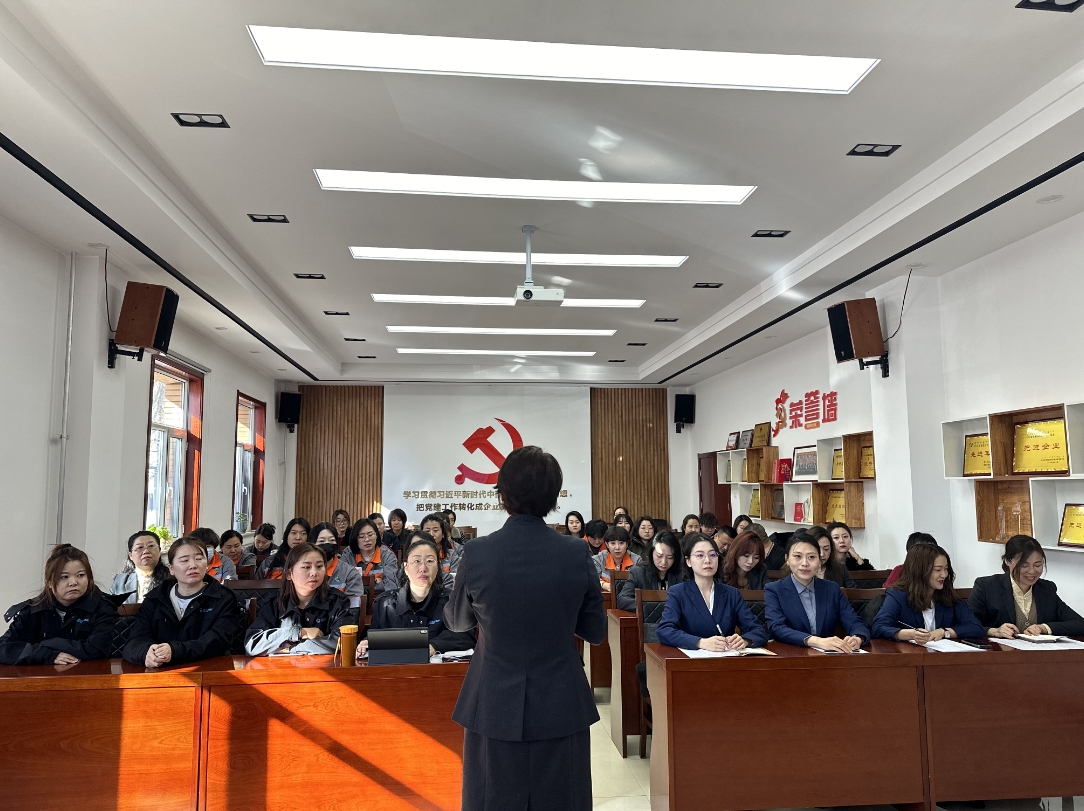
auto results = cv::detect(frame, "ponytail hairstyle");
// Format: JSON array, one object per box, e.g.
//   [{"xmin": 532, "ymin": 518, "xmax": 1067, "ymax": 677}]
[
  {"xmin": 1002, "ymin": 534, "xmax": 1047, "ymax": 584},
  {"xmin": 34, "ymin": 544, "xmax": 95, "ymax": 608},
  {"xmin": 277, "ymin": 542, "xmax": 330, "ymax": 613},
  {"xmin": 893, "ymin": 543, "xmax": 960, "ymax": 610},
  {"xmin": 420, "ymin": 512, "xmax": 454, "ymax": 556},
  {"xmin": 266, "ymin": 517, "xmax": 313, "ymax": 572}
]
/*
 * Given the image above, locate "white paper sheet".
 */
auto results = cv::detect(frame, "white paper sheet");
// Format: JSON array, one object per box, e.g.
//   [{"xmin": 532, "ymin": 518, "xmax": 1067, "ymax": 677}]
[
  {"xmin": 994, "ymin": 637, "xmax": 1084, "ymax": 651},
  {"xmin": 919, "ymin": 639, "xmax": 985, "ymax": 653}
]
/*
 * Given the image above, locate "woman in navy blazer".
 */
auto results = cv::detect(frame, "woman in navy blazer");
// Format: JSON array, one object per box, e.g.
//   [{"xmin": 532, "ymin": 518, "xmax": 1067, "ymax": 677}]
[
  {"xmin": 656, "ymin": 533, "xmax": 768, "ymax": 651},
  {"xmin": 764, "ymin": 535, "xmax": 870, "ymax": 651},
  {"xmin": 873, "ymin": 544, "xmax": 983, "ymax": 641}
]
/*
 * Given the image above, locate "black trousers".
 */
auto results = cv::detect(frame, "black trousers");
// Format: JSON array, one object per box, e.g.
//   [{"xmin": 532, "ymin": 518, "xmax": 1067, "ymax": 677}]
[{"xmin": 462, "ymin": 727, "xmax": 592, "ymax": 811}]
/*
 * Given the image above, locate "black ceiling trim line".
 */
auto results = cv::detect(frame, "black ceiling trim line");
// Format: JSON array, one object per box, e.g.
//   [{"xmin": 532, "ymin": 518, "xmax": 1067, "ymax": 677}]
[
  {"xmin": 0, "ymin": 129, "xmax": 319, "ymax": 381},
  {"xmin": 656, "ymin": 146, "xmax": 1084, "ymax": 384}
]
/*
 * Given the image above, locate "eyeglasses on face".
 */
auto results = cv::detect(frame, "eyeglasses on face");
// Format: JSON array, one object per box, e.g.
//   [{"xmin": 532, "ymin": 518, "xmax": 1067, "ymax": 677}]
[{"xmin": 691, "ymin": 552, "xmax": 718, "ymax": 561}]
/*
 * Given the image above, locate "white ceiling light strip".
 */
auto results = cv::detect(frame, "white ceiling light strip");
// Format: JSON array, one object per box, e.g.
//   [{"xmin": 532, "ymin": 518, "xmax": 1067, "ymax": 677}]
[
  {"xmin": 371, "ymin": 294, "xmax": 644, "ymax": 308},
  {"xmin": 351, "ymin": 247, "xmax": 687, "ymax": 267},
  {"xmin": 387, "ymin": 325, "xmax": 615, "ymax": 336},
  {"xmin": 249, "ymin": 26, "xmax": 878, "ymax": 94},
  {"xmin": 317, "ymin": 170, "xmax": 753, "ymax": 204},
  {"xmin": 397, "ymin": 348, "xmax": 595, "ymax": 356}
]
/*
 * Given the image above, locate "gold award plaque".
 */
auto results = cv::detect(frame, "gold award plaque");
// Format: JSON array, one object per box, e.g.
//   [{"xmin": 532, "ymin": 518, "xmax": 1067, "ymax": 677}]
[
  {"xmin": 752, "ymin": 422, "xmax": 771, "ymax": 448},
  {"xmin": 749, "ymin": 487, "xmax": 761, "ymax": 518},
  {"xmin": 1012, "ymin": 419, "xmax": 1069, "ymax": 475},
  {"xmin": 963, "ymin": 433, "xmax": 991, "ymax": 477},
  {"xmin": 831, "ymin": 449, "xmax": 844, "ymax": 480},
  {"xmin": 1059, "ymin": 504, "xmax": 1084, "ymax": 548},
  {"xmin": 825, "ymin": 490, "xmax": 846, "ymax": 523},
  {"xmin": 860, "ymin": 446, "xmax": 876, "ymax": 479}
]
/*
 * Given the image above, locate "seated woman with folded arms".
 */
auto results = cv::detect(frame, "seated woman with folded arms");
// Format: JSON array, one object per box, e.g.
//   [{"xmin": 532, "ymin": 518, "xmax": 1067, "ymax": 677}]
[
  {"xmin": 827, "ymin": 522, "xmax": 874, "ymax": 571},
  {"xmin": 190, "ymin": 527, "xmax": 237, "ymax": 582},
  {"xmin": 243, "ymin": 523, "xmax": 277, "ymax": 559},
  {"xmin": 245, "ymin": 542, "xmax": 354, "ymax": 656},
  {"xmin": 873, "ymin": 544, "xmax": 983, "ymax": 642},
  {"xmin": 123, "ymin": 536, "xmax": 242, "ymax": 667},
  {"xmin": 219, "ymin": 530, "xmax": 255, "ymax": 570},
  {"xmin": 721, "ymin": 531, "xmax": 770, "ymax": 591},
  {"xmin": 594, "ymin": 526, "xmax": 641, "ymax": 592},
  {"xmin": 110, "ymin": 530, "xmax": 171, "ymax": 604},
  {"xmin": 969, "ymin": 534, "xmax": 1084, "ymax": 638},
  {"xmin": 0, "ymin": 544, "xmax": 118, "ymax": 665},
  {"xmin": 657, "ymin": 534, "xmax": 768, "ymax": 651},
  {"xmin": 337, "ymin": 518, "xmax": 399, "ymax": 597},
  {"xmin": 765, "ymin": 535, "xmax": 870, "ymax": 652},
  {"xmin": 256, "ymin": 518, "xmax": 311, "ymax": 579},
  {"xmin": 363, "ymin": 534, "xmax": 475, "ymax": 657},
  {"xmin": 383, "ymin": 509, "xmax": 408, "ymax": 556},
  {"xmin": 617, "ymin": 530, "xmax": 683, "ymax": 612},
  {"xmin": 816, "ymin": 524, "xmax": 858, "ymax": 588}
]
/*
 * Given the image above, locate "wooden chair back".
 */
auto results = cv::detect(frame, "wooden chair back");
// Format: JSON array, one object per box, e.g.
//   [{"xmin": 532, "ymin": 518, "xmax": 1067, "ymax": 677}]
[
  {"xmin": 255, "ymin": 553, "xmax": 271, "ymax": 565},
  {"xmin": 235, "ymin": 565, "xmax": 255, "ymax": 580},
  {"xmin": 842, "ymin": 587, "xmax": 886, "ymax": 631},
  {"xmin": 954, "ymin": 587, "xmax": 972, "ymax": 600},
  {"xmin": 767, "ymin": 569, "xmax": 786, "ymax": 581},
  {"xmin": 850, "ymin": 569, "xmax": 893, "ymax": 588},
  {"xmin": 361, "ymin": 574, "xmax": 378, "ymax": 625},
  {"xmin": 117, "ymin": 603, "xmax": 140, "ymax": 617},
  {"xmin": 739, "ymin": 589, "xmax": 766, "ymax": 626},
  {"xmin": 635, "ymin": 588, "xmax": 670, "ymax": 657}
]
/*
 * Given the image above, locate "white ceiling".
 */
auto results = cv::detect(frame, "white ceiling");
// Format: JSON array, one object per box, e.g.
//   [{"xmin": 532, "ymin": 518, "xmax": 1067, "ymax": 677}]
[{"xmin": 1, "ymin": 0, "xmax": 1083, "ymax": 384}]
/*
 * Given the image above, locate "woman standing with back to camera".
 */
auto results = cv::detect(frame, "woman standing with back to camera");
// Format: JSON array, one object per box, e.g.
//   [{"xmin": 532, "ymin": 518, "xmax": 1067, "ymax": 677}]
[{"xmin": 445, "ymin": 446, "xmax": 606, "ymax": 811}]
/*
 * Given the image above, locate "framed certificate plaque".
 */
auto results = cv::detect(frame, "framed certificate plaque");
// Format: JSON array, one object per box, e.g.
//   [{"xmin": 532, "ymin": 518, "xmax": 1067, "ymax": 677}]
[
  {"xmin": 963, "ymin": 433, "xmax": 992, "ymax": 477},
  {"xmin": 1012, "ymin": 419, "xmax": 1069, "ymax": 475},
  {"xmin": 1059, "ymin": 504, "xmax": 1084, "ymax": 548}
]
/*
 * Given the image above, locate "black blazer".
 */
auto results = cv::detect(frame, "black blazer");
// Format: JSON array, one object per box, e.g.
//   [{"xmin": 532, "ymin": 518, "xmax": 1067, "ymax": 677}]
[
  {"xmin": 371, "ymin": 585, "xmax": 476, "ymax": 653},
  {"xmin": 616, "ymin": 563, "xmax": 678, "ymax": 612},
  {"xmin": 0, "ymin": 587, "xmax": 118, "ymax": 665},
  {"xmin": 968, "ymin": 573, "xmax": 1084, "ymax": 636},
  {"xmin": 123, "ymin": 576, "xmax": 241, "ymax": 665},
  {"xmin": 445, "ymin": 514, "xmax": 606, "ymax": 742},
  {"xmin": 763, "ymin": 542, "xmax": 786, "ymax": 572}
]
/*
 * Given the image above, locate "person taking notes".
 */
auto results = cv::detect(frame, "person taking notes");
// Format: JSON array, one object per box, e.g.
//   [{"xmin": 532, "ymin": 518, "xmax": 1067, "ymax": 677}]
[{"xmin": 873, "ymin": 544, "xmax": 983, "ymax": 642}]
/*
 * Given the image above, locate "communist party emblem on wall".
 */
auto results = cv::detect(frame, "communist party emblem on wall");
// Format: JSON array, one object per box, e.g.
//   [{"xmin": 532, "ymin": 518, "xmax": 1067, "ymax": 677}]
[{"xmin": 454, "ymin": 418, "xmax": 524, "ymax": 485}]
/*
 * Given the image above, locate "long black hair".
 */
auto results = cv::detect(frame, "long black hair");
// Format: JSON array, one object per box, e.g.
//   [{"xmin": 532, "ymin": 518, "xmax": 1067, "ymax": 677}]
[
  {"xmin": 643, "ymin": 530, "xmax": 683, "ymax": 584},
  {"xmin": 265, "ymin": 517, "xmax": 312, "ymax": 572},
  {"xmin": 277, "ymin": 542, "xmax": 330, "ymax": 613},
  {"xmin": 564, "ymin": 511, "xmax": 586, "ymax": 538},
  {"xmin": 420, "ymin": 512, "xmax": 455, "ymax": 557}
]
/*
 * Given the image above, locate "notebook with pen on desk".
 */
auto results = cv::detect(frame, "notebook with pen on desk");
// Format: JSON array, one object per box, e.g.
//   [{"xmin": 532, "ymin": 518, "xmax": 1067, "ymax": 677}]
[{"xmin": 681, "ymin": 647, "xmax": 776, "ymax": 659}]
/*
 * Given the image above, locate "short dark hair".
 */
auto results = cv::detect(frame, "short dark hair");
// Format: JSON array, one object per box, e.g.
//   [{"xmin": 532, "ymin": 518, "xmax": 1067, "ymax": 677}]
[
  {"xmin": 497, "ymin": 446, "xmax": 562, "ymax": 517},
  {"xmin": 603, "ymin": 526, "xmax": 631, "ymax": 545},
  {"xmin": 645, "ymin": 530, "xmax": 684, "ymax": 581},
  {"xmin": 219, "ymin": 530, "xmax": 244, "ymax": 549},
  {"xmin": 189, "ymin": 527, "xmax": 220, "ymax": 549},
  {"xmin": 347, "ymin": 518, "xmax": 383, "ymax": 555},
  {"xmin": 584, "ymin": 519, "xmax": 608, "ymax": 540},
  {"xmin": 699, "ymin": 512, "xmax": 718, "ymax": 529},
  {"xmin": 332, "ymin": 509, "xmax": 351, "ymax": 525},
  {"xmin": 715, "ymin": 525, "xmax": 737, "ymax": 540},
  {"xmin": 367, "ymin": 512, "xmax": 384, "ymax": 523},
  {"xmin": 906, "ymin": 532, "xmax": 937, "ymax": 552}
]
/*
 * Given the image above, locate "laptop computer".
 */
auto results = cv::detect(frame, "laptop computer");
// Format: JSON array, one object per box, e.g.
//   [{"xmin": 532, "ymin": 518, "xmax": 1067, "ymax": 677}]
[{"xmin": 367, "ymin": 627, "xmax": 430, "ymax": 665}]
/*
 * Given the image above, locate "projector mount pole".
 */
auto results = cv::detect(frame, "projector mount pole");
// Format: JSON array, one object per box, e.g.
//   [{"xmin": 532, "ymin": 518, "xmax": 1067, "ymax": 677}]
[{"xmin": 522, "ymin": 225, "xmax": 536, "ymax": 287}]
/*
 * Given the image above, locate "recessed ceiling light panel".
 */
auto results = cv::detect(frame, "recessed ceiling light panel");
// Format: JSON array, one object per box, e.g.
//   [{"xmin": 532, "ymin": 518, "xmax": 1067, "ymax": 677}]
[
  {"xmin": 560, "ymin": 299, "xmax": 644, "ymax": 309},
  {"xmin": 323, "ymin": 310, "xmax": 350, "ymax": 316},
  {"xmin": 627, "ymin": 342, "xmax": 647, "ymax": 346},
  {"xmin": 320, "ymin": 170, "xmax": 755, "ymax": 205},
  {"xmin": 352, "ymin": 247, "xmax": 687, "ymax": 266},
  {"xmin": 1037, "ymin": 194, "xmax": 1064, "ymax": 204},
  {"xmin": 172, "ymin": 113, "xmax": 229, "ymax": 128},
  {"xmin": 397, "ymin": 348, "xmax": 595, "ymax": 357},
  {"xmin": 371, "ymin": 293, "xmax": 644, "ymax": 308},
  {"xmin": 293, "ymin": 273, "xmax": 325, "ymax": 279},
  {"xmin": 248, "ymin": 214, "xmax": 290, "ymax": 223},
  {"xmin": 386, "ymin": 326, "xmax": 615, "ymax": 336},
  {"xmin": 249, "ymin": 26, "xmax": 878, "ymax": 93},
  {"xmin": 1016, "ymin": 0, "xmax": 1083, "ymax": 11},
  {"xmin": 848, "ymin": 143, "xmax": 901, "ymax": 157},
  {"xmin": 356, "ymin": 355, "xmax": 377, "ymax": 359},
  {"xmin": 655, "ymin": 317, "xmax": 679, "ymax": 323},
  {"xmin": 752, "ymin": 230, "xmax": 790, "ymax": 238},
  {"xmin": 344, "ymin": 337, "xmax": 366, "ymax": 341},
  {"xmin": 693, "ymin": 282, "xmax": 723, "ymax": 289}
]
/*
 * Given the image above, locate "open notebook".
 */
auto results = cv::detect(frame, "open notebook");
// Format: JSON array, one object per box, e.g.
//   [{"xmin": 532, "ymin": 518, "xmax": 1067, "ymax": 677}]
[{"xmin": 680, "ymin": 647, "xmax": 776, "ymax": 658}]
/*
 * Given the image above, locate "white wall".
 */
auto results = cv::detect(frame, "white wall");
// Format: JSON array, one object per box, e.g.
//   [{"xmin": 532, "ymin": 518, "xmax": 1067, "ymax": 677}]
[{"xmin": 0, "ymin": 209, "xmax": 287, "ymax": 620}]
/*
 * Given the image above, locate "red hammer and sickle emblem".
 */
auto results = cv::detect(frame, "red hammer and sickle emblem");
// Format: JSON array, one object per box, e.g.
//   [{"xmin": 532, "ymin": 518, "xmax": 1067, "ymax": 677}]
[{"xmin": 455, "ymin": 419, "xmax": 524, "ymax": 485}]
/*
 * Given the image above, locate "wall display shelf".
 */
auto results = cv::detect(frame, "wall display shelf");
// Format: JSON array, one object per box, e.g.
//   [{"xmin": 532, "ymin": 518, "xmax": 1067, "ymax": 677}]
[
  {"xmin": 942, "ymin": 403, "xmax": 1084, "ymax": 550},
  {"xmin": 783, "ymin": 482, "xmax": 814, "ymax": 525}
]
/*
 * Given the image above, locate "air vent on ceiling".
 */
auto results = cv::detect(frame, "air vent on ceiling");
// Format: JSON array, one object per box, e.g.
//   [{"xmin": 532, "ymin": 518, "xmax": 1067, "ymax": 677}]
[
  {"xmin": 1016, "ymin": 0, "xmax": 1083, "ymax": 10},
  {"xmin": 344, "ymin": 337, "xmax": 367, "ymax": 342},
  {"xmin": 293, "ymin": 273, "xmax": 325, "ymax": 280},
  {"xmin": 608, "ymin": 359, "xmax": 626, "ymax": 363},
  {"xmin": 655, "ymin": 317, "xmax": 678, "ymax": 323},
  {"xmin": 693, "ymin": 282, "xmax": 723, "ymax": 289},
  {"xmin": 848, "ymin": 143, "xmax": 901, "ymax": 157},
  {"xmin": 172, "ymin": 113, "xmax": 229, "ymax": 128},
  {"xmin": 248, "ymin": 214, "xmax": 289, "ymax": 223},
  {"xmin": 627, "ymin": 342, "xmax": 647, "ymax": 346},
  {"xmin": 356, "ymin": 355, "xmax": 377, "ymax": 359},
  {"xmin": 323, "ymin": 310, "xmax": 350, "ymax": 316},
  {"xmin": 752, "ymin": 230, "xmax": 790, "ymax": 238}
]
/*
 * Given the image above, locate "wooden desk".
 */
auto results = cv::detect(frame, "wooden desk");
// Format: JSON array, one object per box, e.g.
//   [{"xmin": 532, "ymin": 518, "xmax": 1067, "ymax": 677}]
[
  {"xmin": 922, "ymin": 643, "xmax": 1084, "ymax": 804},
  {"xmin": 0, "ymin": 658, "xmax": 216, "ymax": 811},
  {"xmin": 645, "ymin": 641, "xmax": 929, "ymax": 811},
  {"xmin": 607, "ymin": 609, "xmax": 642, "ymax": 756},
  {"xmin": 0, "ymin": 656, "xmax": 467, "ymax": 811},
  {"xmin": 586, "ymin": 588, "xmax": 616, "ymax": 689}
]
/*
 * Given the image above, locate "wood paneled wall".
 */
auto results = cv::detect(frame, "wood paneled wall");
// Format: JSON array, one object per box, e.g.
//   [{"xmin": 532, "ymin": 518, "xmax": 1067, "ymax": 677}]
[
  {"xmin": 294, "ymin": 385, "xmax": 383, "ymax": 525},
  {"xmin": 590, "ymin": 388, "xmax": 671, "ymax": 524}
]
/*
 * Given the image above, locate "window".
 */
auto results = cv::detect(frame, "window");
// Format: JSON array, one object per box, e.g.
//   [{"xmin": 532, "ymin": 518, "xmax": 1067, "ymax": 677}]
[
  {"xmin": 233, "ymin": 393, "xmax": 266, "ymax": 532},
  {"xmin": 144, "ymin": 357, "xmax": 203, "ymax": 537}
]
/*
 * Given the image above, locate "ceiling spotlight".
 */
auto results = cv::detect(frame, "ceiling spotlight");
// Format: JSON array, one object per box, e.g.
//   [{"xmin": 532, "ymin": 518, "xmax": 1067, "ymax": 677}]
[
  {"xmin": 847, "ymin": 143, "xmax": 901, "ymax": 157},
  {"xmin": 172, "ymin": 113, "xmax": 229, "ymax": 128},
  {"xmin": 1016, "ymin": 0, "xmax": 1084, "ymax": 10},
  {"xmin": 1037, "ymin": 194, "xmax": 1064, "ymax": 204},
  {"xmin": 248, "ymin": 214, "xmax": 290, "ymax": 223},
  {"xmin": 550, "ymin": 276, "xmax": 573, "ymax": 286},
  {"xmin": 588, "ymin": 126, "xmax": 623, "ymax": 154},
  {"xmin": 293, "ymin": 273, "xmax": 325, "ymax": 279},
  {"xmin": 214, "ymin": 326, "xmax": 228, "ymax": 331},
  {"xmin": 250, "ymin": 350, "xmax": 261, "ymax": 354},
  {"xmin": 752, "ymin": 230, "xmax": 790, "ymax": 238},
  {"xmin": 655, "ymin": 317, "xmax": 678, "ymax": 323},
  {"xmin": 693, "ymin": 282, "xmax": 723, "ymax": 289},
  {"xmin": 627, "ymin": 342, "xmax": 646, "ymax": 346},
  {"xmin": 323, "ymin": 310, "xmax": 350, "ymax": 316},
  {"xmin": 578, "ymin": 159, "xmax": 603, "ymax": 181}
]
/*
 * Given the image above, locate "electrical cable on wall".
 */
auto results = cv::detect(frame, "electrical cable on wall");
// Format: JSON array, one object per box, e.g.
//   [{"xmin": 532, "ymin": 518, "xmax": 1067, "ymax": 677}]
[{"xmin": 883, "ymin": 268, "xmax": 912, "ymax": 343}]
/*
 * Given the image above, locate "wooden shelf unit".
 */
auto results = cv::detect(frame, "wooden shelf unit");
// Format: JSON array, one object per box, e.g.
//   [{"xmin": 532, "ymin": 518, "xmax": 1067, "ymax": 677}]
[
  {"xmin": 810, "ymin": 481, "xmax": 866, "ymax": 528},
  {"xmin": 843, "ymin": 431, "xmax": 875, "ymax": 481}
]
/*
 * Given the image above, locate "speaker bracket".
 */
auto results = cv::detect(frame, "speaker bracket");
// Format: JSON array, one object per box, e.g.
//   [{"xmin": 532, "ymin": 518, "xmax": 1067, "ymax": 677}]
[
  {"xmin": 858, "ymin": 353, "xmax": 890, "ymax": 378},
  {"xmin": 108, "ymin": 339, "xmax": 145, "ymax": 369}
]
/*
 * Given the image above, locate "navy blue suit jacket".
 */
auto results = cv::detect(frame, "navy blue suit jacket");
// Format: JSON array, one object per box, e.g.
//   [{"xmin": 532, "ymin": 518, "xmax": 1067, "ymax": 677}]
[
  {"xmin": 872, "ymin": 588, "xmax": 984, "ymax": 640},
  {"xmin": 764, "ymin": 576, "xmax": 870, "ymax": 647},
  {"xmin": 656, "ymin": 580, "xmax": 768, "ymax": 649}
]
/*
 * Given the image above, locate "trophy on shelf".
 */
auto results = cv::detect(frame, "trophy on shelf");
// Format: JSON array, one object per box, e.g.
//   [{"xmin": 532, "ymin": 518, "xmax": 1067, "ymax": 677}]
[
  {"xmin": 1012, "ymin": 502, "xmax": 1023, "ymax": 536},
  {"xmin": 996, "ymin": 504, "xmax": 1007, "ymax": 542}
]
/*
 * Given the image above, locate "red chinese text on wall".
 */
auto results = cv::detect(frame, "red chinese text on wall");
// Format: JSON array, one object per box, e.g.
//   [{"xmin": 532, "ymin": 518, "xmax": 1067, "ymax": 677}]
[{"xmin": 772, "ymin": 389, "xmax": 838, "ymax": 437}]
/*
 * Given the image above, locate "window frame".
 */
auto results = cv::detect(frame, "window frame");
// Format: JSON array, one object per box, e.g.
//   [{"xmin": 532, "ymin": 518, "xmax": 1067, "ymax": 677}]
[
  {"xmin": 232, "ymin": 391, "xmax": 266, "ymax": 532},
  {"xmin": 143, "ymin": 355, "xmax": 204, "ymax": 535}
]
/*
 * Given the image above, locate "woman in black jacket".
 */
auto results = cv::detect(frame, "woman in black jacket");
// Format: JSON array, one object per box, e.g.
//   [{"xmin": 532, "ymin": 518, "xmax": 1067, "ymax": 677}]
[
  {"xmin": 616, "ymin": 531, "xmax": 683, "ymax": 611},
  {"xmin": 0, "ymin": 544, "xmax": 118, "ymax": 665},
  {"xmin": 720, "ymin": 530, "xmax": 770, "ymax": 591},
  {"xmin": 123, "ymin": 536, "xmax": 241, "ymax": 667},
  {"xmin": 256, "ymin": 517, "xmax": 311, "ymax": 579},
  {"xmin": 382, "ymin": 509, "xmax": 409, "ymax": 556},
  {"xmin": 365, "ymin": 533, "xmax": 475, "ymax": 657},
  {"xmin": 969, "ymin": 534, "xmax": 1084, "ymax": 637},
  {"xmin": 245, "ymin": 542, "xmax": 354, "ymax": 656},
  {"xmin": 827, "ymin": 521, "xmax": 875, "ymax": 571}
]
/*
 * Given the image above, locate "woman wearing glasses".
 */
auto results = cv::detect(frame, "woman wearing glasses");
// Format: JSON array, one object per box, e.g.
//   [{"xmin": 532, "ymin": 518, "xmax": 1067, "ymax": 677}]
[{"xmin": 656, "ymin": 533, "xmax": 768, "ymax": 651}]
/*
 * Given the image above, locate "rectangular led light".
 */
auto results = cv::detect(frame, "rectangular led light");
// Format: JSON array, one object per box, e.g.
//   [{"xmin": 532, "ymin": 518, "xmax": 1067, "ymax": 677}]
[
  {"xmin": 352, "ymin": 247, "xmax": 686, "ymax": 267},
  {"xmin": 372, "ymin": 294, "xmax": 644, "ymax": 308},
  {"xmin": 397, "ymin": 348, "xmax": 595, "ymax": 357},
  {"xmin": 249, "ymin": 26, "xmax": 878, "ymax": 94},
  {"xmin": 387, "ymin": 326, "xmax": 615, "ymax": 336},
  {"xmin": 318, "ymin": 170, "xmax": 753, "ymax": 205}
]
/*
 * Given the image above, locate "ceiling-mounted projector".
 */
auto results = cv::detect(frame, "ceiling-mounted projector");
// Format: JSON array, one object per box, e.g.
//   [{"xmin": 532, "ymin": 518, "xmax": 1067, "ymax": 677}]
[
  {"xmin": 515, "ymin": 285, "xmax": 564, "ymax": 305},
  {"xmin": 513, "ymin": 224, "xmax": 563, "ymax": 306}
]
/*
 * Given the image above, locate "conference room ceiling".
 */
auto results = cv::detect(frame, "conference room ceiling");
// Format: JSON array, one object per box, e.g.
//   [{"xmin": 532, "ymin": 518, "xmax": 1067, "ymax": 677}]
[{"xmin": 1, "ymin": 0, "xmax": 1083, "ymax": 384}]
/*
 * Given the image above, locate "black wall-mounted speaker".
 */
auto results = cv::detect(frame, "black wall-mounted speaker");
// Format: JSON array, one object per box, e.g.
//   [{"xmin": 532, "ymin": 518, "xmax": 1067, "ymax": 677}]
[
  {"xmin": 674, "ymin": 394, "xmax": 696, "ymax": 425},
  {"xmin": 278, "ymin": 391, "xmax": 301, "ymax": 425}
]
